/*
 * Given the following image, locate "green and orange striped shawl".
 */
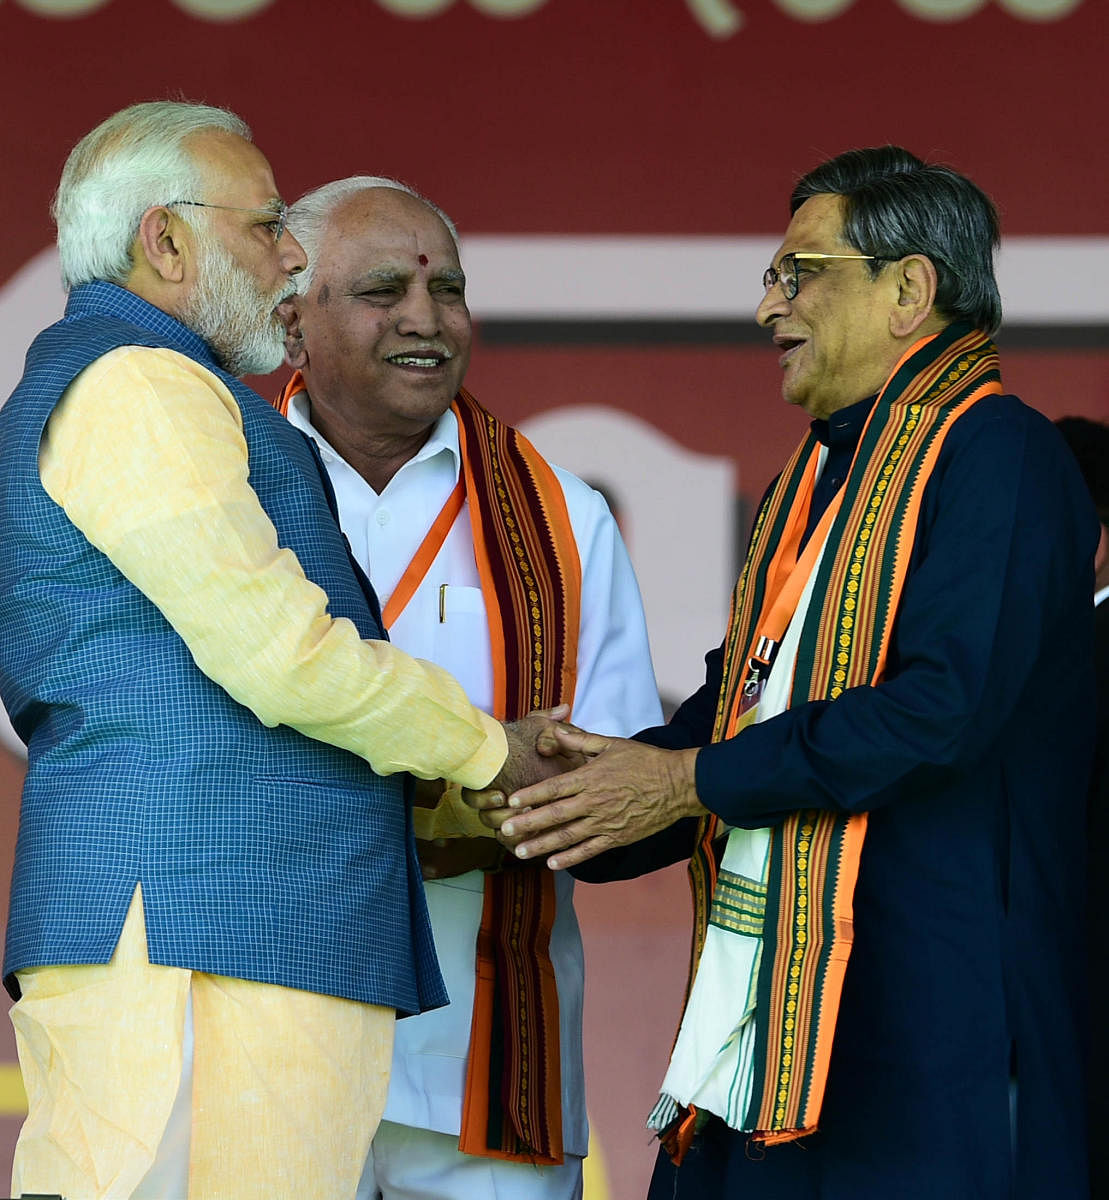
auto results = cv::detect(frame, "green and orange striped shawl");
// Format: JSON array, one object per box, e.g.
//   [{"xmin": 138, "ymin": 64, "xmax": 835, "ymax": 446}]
[{"xmin": 687, "ymin": 322, "xmax": 1001, "ymax": 1145}]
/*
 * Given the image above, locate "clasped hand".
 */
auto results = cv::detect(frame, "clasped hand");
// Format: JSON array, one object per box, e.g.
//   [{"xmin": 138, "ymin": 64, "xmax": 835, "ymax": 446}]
[{"xmin": 465, "ymin": 720, "xmax": 705, "ymax": 870}]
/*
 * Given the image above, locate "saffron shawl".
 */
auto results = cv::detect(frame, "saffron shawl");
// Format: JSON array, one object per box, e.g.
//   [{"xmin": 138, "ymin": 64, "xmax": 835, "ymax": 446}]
[
  {"xmin": 275, "ymin": 376, "xmax": 580, "ymax": 1163},
  {"xmin": 654, "ymin": 323, "xmax": 1002, "ymax": 1157}
]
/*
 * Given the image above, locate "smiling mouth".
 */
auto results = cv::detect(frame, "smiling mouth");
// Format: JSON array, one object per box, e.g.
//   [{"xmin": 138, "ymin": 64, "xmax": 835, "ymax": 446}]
[
  {"xmin": 385, "ymin": 350, "xmax": 452, "ymax": 370},
  {"xmin": 774, "ymin": 336, "xmax": 805, "ymax": 366}
]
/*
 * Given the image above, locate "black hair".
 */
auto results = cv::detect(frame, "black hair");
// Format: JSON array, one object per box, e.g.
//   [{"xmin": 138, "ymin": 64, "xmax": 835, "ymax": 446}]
[{"xmin": 791, "ymin": 146, "xmax": 1002, "ymax": 335}]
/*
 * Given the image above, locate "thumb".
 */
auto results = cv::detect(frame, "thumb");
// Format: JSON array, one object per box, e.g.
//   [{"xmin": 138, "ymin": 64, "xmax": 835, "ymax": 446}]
[{"xmin": 553, "ymin": 726, "xmax": 611, "ymax": 756}]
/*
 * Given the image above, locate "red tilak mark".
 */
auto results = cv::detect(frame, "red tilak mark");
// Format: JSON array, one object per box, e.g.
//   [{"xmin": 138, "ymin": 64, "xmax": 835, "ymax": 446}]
[{"xmin": 418, "ymin": 253, "xmax": 428, "ymax": 266}]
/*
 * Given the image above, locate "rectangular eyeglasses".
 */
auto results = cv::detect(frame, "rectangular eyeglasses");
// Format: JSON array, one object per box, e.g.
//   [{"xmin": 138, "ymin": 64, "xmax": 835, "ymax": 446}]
[{"xmin": 165, "ymin": 199, "xmax": 290, "ymax": 243}]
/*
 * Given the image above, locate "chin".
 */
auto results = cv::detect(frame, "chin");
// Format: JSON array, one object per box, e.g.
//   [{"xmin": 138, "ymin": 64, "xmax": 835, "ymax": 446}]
[{"xmin": 782, "ymin": 383, "xmax": 808, "ymax": 412}]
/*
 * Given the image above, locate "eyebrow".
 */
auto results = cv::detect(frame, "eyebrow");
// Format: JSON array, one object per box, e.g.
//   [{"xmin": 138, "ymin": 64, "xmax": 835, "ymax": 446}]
[
  {"xmin": 349, "ymin": 268, "xmax": 406, "ymax": 287},
  {"xmin": 768, "ymin": 250, "xmax": 823, "ymax": 270},
  {"xmin": 350, "ymin": 266, "xmax": 466, "ymax": 287},
  {"xmin": 237, "ymin": 197, "xmax": 284, "ymax": 217}
]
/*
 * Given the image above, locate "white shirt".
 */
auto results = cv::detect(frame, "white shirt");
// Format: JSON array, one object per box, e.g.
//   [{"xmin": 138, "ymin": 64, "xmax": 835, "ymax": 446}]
[{"xmin": 287, "ymin": 393, "xmax": 662, "ymax": 1155}]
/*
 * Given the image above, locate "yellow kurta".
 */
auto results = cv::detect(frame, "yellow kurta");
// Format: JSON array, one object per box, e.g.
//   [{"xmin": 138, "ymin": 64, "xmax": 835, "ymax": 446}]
[{"xmin": 13, "ymin": 345, "xmax": 509, "ymax": 1199}]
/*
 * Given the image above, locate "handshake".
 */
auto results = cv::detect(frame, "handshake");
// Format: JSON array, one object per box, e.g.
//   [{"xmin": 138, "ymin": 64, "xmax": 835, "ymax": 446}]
[{"xmin": 443, "ymin": 707, "xmax": 705, "ymax": 872}]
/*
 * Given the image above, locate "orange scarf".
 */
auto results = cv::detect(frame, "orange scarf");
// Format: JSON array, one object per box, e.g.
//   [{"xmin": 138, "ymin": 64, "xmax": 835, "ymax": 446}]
[{"xmin": 275, "ymin": 375, "xmax": 580, "ymax": 1163}]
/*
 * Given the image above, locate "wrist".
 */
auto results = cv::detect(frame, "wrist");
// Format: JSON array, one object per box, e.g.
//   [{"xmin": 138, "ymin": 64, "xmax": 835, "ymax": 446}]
[{"xmin": 671, "ymin": 747, "xmax": 707, "ymax": 820}]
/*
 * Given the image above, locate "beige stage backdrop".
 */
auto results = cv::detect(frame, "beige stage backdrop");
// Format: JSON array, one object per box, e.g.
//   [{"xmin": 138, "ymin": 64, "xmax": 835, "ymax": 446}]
[{"xmin": 0, "ymin": 0, "xmax": 1106, "ymax": 1196}]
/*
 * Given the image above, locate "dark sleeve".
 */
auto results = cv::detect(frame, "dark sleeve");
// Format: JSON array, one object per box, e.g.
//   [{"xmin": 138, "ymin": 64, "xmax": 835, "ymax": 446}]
[
  {"xmin": 1091, "ymin": 599, "xmax": 1109, "ymax": 825},
  {"xmin": 571, "ymin": 644, "xmax": 725, "ymax": 881},
  {"xmin": 694, "ymin": 400, "xmax": 1099, "ymax": 828},
  {"xmin": 635, "ymin": 643, "xmax": 724, "ymax": 751}
]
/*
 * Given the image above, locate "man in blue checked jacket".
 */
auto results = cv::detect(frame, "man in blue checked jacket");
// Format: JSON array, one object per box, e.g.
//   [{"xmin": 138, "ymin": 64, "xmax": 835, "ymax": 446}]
[{"xmin": 0, "ymin": 100, "xmax": 558, "ymax": 1200}]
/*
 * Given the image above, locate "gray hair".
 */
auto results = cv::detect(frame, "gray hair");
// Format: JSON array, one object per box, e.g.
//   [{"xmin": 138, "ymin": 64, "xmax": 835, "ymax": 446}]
[
  {"xmin": 790, "ymin": 146, "xmax": 1002, "ymax": 336},
  {"xmin": 53, "ymin": 100, "xmax": 251, "ymax": 293},
  {"xmin": 287, "ymin": 175, "xmax": 461, "ymax": 295}
]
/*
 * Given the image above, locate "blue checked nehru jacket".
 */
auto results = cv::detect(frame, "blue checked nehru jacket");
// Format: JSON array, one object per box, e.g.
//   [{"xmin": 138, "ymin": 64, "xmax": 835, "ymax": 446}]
[{"xmin": 0, "ymin": 282, "xmax": 446, "ymax": 1016}]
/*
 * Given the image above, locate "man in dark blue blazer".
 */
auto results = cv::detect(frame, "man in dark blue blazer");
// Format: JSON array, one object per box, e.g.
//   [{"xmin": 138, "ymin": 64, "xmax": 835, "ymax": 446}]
[
  {"xmin": 1057, "ymin": 414, "xmax": 1109, "ymax": 1197},
  {"xmin": 473, "ymin": 148, "xmax": 1097, "ymax": 1199}
]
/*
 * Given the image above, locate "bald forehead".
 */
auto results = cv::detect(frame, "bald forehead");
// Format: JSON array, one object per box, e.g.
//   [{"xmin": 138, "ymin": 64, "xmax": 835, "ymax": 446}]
[
  {"xmin": 310, "ymin": 187, "xmax": 462, "ymax": 293},
  {"xmin": 331, "ymin": 188, "xmax": 455, "ymax": 250}
]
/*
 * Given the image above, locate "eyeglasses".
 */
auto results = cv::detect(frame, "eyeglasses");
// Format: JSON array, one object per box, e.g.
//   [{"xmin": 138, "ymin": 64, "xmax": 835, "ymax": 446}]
[
  {"xmin": 762, "ymin": 252, "xmax": 894, "ymax": 301},
  {"xmin": 165, "ymin": 199, "xmax": 290, "ymax": 243}
]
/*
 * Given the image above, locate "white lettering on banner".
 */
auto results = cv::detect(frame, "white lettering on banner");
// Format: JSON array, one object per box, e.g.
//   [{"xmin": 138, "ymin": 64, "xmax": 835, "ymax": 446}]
[
  {"xmin": 998, "ymin": 0, "xmax": 1082, "ymax": 14},
  {"xmin": 374, "ymin": 0, "xmax": 452, "ymax": 14},
  {"xmin": 468, "ymin": 0, "xmax": 546, "ymax": 12},
  {"xmin": 687, "ymin": 0, "xmax": 1083, "ymax": 37},
  {"xmin": 897, "ymin": 0, "xmax": 1081, "ymax": 14},
  {"xmin": 172, "ymin": 0, "xmax": 274, "ymax": 15},
  {"xmin": 684, "ymin": 0, "xmax": 744, "ymax": 35},
  {"xmin": 1, "ymin": 0, "xmax": 1085, "ymax": 25},
  {"xmin": 13, "ymin": 0, "xmax": 109, "ymax": 12},
  {"xmin": 895, "ymin": 0, "xmax": 987, "ymax": 16},
  {"xmin": 771, "ymin": 0, "xmax": 856, "ymax": 19},
  {"xmin": 9, "ymin": 0, "xmax": 275, "ymax": 10},
  {"xmin": 375, "ymin": 0, "xmax": 545, "ymax": 13}
]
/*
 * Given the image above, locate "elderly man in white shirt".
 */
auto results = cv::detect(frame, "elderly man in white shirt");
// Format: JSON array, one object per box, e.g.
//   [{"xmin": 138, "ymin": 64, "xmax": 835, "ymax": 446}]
[{"xmin": 275, "ymin": 175, "xmax": 661, "ymax": 1200}]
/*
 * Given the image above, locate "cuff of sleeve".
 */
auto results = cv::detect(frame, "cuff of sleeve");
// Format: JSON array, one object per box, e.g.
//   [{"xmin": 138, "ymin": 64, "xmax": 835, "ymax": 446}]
[
  {"xmin": 694, "ymin": 740, "xmax": 740, "ymax": 820},
  {"xmin": 448, "ymin": 710, "xmax": 507, "ymax": 790},
  {"xmin": 412, "ymin": 782, "xmax": 499, "ymax": 841}
]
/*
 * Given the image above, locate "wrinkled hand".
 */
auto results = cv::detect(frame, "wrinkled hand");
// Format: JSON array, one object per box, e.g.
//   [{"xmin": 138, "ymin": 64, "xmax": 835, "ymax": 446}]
[
  {"xmin": 492, "ymin": 727, "xmax": 706, "ymax": 870},
  {"xmin": 461, "ymin": 787, "xmax": 514, "ymax": 831},
  {"xmin": 464, "ymin": 706, "xmax": 583, "ymax": 817},
  {"xmin": 417, "ymin": 837, "xmax": 505, "ymax": 879}
]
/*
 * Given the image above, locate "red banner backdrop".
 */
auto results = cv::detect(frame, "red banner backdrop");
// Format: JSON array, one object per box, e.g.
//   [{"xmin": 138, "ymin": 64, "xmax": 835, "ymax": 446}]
[
  {"xmin": 0, "ymin": 2, "xmax": 1105, "ymax": 1197},
  {"xmin": 0, "ymin": 0, "xmax": 1106, "ymax": 262}
]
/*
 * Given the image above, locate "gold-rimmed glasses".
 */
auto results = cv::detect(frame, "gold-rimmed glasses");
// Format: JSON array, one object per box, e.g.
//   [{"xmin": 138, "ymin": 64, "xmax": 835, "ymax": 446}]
[{"xmin": 762, "ymin": 252, "xmax": 895, "ymax": 301}]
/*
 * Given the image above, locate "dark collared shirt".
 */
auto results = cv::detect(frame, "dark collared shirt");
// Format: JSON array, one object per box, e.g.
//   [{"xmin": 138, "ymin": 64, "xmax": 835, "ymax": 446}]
[{"xmin": 802, "ymin": 394, "xmax": 877, "ymax": 551}]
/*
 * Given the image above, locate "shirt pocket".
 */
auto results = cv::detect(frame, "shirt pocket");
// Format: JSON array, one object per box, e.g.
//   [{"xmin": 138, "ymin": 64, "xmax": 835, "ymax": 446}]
[{"xmin": 432, "ymin": 585, "xmax": 493, "ymax": 708}]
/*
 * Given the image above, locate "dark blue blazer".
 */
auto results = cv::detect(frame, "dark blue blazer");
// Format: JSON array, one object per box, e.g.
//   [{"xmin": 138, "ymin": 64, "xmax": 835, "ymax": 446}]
[
  {"xmin": 0, "ymin": 283, "xmax": 445, "ymax": 1016},
  {"xmin": 583, "ymin": 392, "xmax": 1097, "ymax": 1199}
]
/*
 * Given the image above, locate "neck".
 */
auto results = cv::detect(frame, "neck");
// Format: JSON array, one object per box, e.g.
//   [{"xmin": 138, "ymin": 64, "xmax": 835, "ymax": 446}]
[
  {"xmin": 121, "ymin": 263, "xmax": 179, "ymax": 319},
  {"xmin": 308, "ymin": 402, "xmax": 432, "ymax": 494}
]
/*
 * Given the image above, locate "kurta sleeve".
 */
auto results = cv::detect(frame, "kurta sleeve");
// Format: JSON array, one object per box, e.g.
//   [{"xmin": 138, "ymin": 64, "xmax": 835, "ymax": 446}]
[
  {"xmin": 555, "ymin": 472, "xmax": 663, "ymax": 738},
  {"xmin": 38, "ymin": 345, "xmax": 508, "ymax": 788}
]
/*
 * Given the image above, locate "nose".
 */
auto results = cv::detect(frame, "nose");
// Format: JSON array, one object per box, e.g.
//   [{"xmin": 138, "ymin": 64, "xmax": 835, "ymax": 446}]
[
  {"xmin": 756, "ymin": 280, "xmax": 788, "ymax": 328},
  {"xmin": 281, "ymin": 230, "xmax": 308, "ymax": 276},
  {"xmin": 396, "ymin": 283, "xmax": 440, "ymax": 337}
]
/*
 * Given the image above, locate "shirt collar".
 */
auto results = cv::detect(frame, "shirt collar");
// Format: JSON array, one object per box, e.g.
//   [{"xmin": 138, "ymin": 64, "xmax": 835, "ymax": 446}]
[
  {"xmin": 285, "ymin": 388, "xmax": 462, "ymax": 481},
  {"xmin": 66, "ymin": 281, "xmax": 220, "ymax": 370},
  {"xmin": 811, "ymin": 393, "xmax": 878, "ymax": 450}
]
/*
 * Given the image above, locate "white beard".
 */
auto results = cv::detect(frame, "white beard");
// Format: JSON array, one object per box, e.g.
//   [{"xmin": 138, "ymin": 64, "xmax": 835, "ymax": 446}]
[{"xmin": 180, "ymin": 236, "xmax": 290, "ymax": 377}]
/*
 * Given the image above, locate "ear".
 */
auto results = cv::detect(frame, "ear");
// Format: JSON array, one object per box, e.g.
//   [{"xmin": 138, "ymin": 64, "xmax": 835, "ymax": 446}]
[
  {"xmin": 283, "ymin": 298, "xmax": 308, "ymax": 370},
  {"xmin": 888, "ymin": 254, "xmax": 938, "ymax": 339},
  {"xmin": 135, "ymin": 205, "xmax": 188, "ymax": 284}
]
